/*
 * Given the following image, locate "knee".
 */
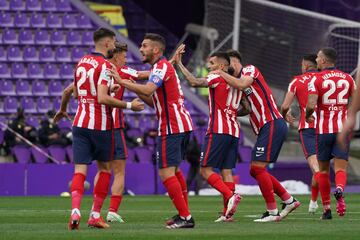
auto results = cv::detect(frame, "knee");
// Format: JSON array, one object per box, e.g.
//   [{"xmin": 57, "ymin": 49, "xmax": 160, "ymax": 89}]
[{"xmin": 200, "ymin": 167, "xmax": 211, "ymax": 179}]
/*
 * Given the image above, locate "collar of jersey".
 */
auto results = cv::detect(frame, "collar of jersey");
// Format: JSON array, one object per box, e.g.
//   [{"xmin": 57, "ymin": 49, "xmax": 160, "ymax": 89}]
[
  {"xmin": 323, "ymin": 67, "xmax": 336, "ymax": 71},
  {"xmin": 90, "ymin": 52, "xmax": 107, "ymax": 59},
  {"xmin": 152, "ymin": 56, "xmax": 166, "ymax": 66}
]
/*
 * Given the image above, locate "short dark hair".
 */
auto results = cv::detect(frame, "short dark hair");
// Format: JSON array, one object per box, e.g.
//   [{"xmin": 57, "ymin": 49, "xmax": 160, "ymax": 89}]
[
  {"xmin": 210, "ymin": 51, "xmax": 231, "ymax": 65},
  {"xmin": 321, "ymin": 47, "xmax": 337, "ymax": 63},
  {"xmin": 303, "ymin": 54, "xmax": 317, "ymax": 65},
  {"xmin": 93, "ymin": 27, "xmax": 116, "ymax": 43},
  {"xmin": 227, "ymin": 49, "xmax": 242, "ymax": 63},
  {"xmin": 144, "ymin": 33, "xmax": 166, "ymax": 52},
  {"xmin": 113, "ymin": 42, "xmax": 128, "ymax": 54}
]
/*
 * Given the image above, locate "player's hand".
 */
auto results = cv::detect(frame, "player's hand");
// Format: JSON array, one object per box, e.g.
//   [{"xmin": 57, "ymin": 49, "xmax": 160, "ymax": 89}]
[
  {"xmin": 171, "ymin": 44, "xmax": 185, "ymax": 64},
  {"xmin": 110, "ymin": 84, "xmax": 120, "ymax": 93},
  {"xmin": 306, "ymin": 115, "xmax": 315, "ymax": 123},
  {"xmin": 130, "ymin": 98, "xmax": 145, "ymax": 112},
  {"xmin": 337, "ymin": 115, "xmax": 355, "ymax": 150},
  {"xmin": 53, "ymin": 110, "xmax": 71, "ymax": 123},
  {"xmin": 107, "ymin": 69, "xmax": 124, "ymax": 84},
  {"xmin": 285, "ymin": 112, "xmax": 295, "ymax": 125}
]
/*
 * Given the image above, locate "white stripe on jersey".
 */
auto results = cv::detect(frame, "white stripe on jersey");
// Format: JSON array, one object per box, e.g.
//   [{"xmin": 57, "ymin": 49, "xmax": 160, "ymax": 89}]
[
  {"xmin": 101, "ymin": 104, "xmax": 107, "ymax": 130},
  {"xmin": 250, "ymin": 117, "xmax": 259, "ymax": 135},
  {"xmin": 328, "ymin": 111, "xmax": 334, "ymax": 133},
  {"xmin": 251, "ymin": 86, "xmax": 267, "ymax": 124},
  {"xmin": 248, "ymin": 89, "xmax": 261, "ymax": 126},
  {"xmin": 288, "ymin": 79, "xmax": 297, "ymax": 93},
  {"xmin": 303, "ymin": 108, "xmax": 309, "ymax": 129},
  {"xmin": 270, "ymin": 94, "xmax": 279, "ymax": 115},
  {"xmin": 88, "ymin": 103, "xmax": 95, "ymax": 129},
  {"xmin": 173, "ymin": 103, "xmax": 184, "ymax": 132},
  {"xmin": 226, "ymin": 112, "xmax": 232, "ymax": 136},
  {"xmin": 217, "ymin": 109, "xmax": 223, "ymax": 134},
  {"xmin": 78, "ymin": 103, "xmax": 86, "ymax": 127},
  {"xmin": 337, "ymin": 110, "xmax": 343, "ymax": 132},
  {"xmin": 232, "ymin": 115, "xmax": 240, "ymax": 138},
  {"xmin": 179, "ymin": 105, "xmax": 193, "ymax": 131},
  {"xmin": 153, "ymin": 92, "xmax": 163, "ymax": 135},
  {"xmin": 319, "ymin": 110, "xmax": 324, "ymax": 134}
]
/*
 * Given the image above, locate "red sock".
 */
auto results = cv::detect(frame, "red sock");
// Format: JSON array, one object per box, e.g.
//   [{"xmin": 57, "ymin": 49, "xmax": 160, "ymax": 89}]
[
  {"xmin": 318, "ymin": 173, "xmax": 331, "ymax": 209},
  {"xmin": 335, "ymin": 170, "xmax": 347, "ymax": 191},
  {"xmin": 250, "ymin": 166, "xmax": 277, "ymax": 210},
  {"xmin": 109, "ymin": 195, "xmax": 123, "ymax": 213},
  {"xmin": 163, "ymin": 176, "xmax": 190, "ymax": 218},
  {"xmin": 207, "ymin": 173, "xmax": 233, "ymax": 202},
  {"xmin": 223, "ymin": 182, "xmax": 235, "ymax": 214},
  {"xmin": 92, "ymin": 171, "xmax": 111, "ymax": 213},
  {"xmin": 175, "ymin": 170, "xmax": 188, "ymax": 208},
  {"xmin": 70, "ymin": 173, "xmax": 86, "ymax": 210},
  {"xmin": 311, "ymin": 172, "xmax": 320, "ymax": 201},
  {"xmin": 269, "ymin": 174, "xmax": 291, "ymax": 201}
]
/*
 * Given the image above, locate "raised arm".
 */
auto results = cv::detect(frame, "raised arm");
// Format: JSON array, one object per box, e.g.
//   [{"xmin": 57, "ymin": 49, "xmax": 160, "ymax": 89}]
[
  {"xmin": 217, "ymin": 70, "xmax": 254, "ymax": 90},
  {"xmin": 177, "ymin": 61, "xmax": 208, "ymax": 88}
]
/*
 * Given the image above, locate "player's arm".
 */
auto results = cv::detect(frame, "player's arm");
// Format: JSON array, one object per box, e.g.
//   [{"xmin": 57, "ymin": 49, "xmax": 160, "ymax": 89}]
[
  {"xmin": 137, "ymin": 71, "xmax": 150, "ymax": 80},
  {"xmin": 137, "ymin": 93, "xmax": 154, "ymax": 108},
  {"xmin": 305, "ymin": 94, "xmax": 317, "ymax": 122},
  {"xmin": 215, "ymin": 70, "xmax": 253, "ymax": 90},
  {"xmin": 177, "ymin": 61, "xmax": 208, "ymax": 87},
  {"xmin": 281, "ymin": 92, "xmax": 296, "ymax": 124},
  {"xmin": 53, "ymin": 83, "xmax": 74, "ymax": 123},
  {"xmin": 237, "ymin": 96, "xmax": 251, "ymax": 116}
]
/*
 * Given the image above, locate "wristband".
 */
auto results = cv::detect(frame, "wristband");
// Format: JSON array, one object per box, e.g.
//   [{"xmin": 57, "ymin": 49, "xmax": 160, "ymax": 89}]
[{"xmin": 126, "ymin": 102, "xmax": 132, "ymax": 109}]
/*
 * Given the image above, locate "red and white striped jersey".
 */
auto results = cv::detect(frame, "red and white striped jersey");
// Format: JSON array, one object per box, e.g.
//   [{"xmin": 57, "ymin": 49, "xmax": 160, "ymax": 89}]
[
  {"xmin": 112, "ymin": 66, "xmax": 139, "ymax": 129},
  {"xmin": 150, "ymin": 57, "xmax": 193, "ymax": 136},
  {"xmin": 206, "ymin": 73, "xmax": 241, "ymax": 138},
  {"xmin": 308, "ymin": 68, "xmax": 355, "ymax": 134},
  {"xmin": 241, "ymin": 65, "xmax": 283, "ymax": 135},
  {"xmin": 73, "ymin": 52, "xmax": 113, "ymax": 130},
  {"xmin": 288, "ymin": 71, "xmax": 317, "ymax": 130}
]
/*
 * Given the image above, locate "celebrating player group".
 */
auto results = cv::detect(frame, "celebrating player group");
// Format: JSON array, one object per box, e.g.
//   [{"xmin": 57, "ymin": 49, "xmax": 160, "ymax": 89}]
[{"xmin": 54, "ymin": 27, "xmax": 357, "ymax": 230}]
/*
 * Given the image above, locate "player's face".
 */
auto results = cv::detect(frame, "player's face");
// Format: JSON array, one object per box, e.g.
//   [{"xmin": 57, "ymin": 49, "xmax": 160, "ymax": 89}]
[
  {"xmin": 230, "ymin": 57, "xmax": 241, "ymax": 75},
  {"xmin": 140, "ymin": 39, "xmax": 155, "ymax": 63},
  {"xmin": 113, "ymin": 51, "xmax": 127, "ymax": 67},
  {"xmin": 105, "ymin": 36, "xmax": 116, "ymax": 58},
  {"xmin": 206, "ymin": 56, "xmax": 220, "ymax": 71},
  {"xmin": 316, "ymin": 51, "xmax": 326, "ymax": 70}
]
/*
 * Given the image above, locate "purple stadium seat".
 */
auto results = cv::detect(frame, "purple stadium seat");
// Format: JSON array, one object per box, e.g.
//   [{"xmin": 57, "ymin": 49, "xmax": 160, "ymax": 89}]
[
  {"xmin": 42, "ymin": 0, "xmax": 56, "ymax": 11},
  {"xmin": 57, "ymin": 0, "xmax": 72, "ymax": 11},
  {"xmin": 77, "ymin": 14, "xmax": 92, "ymax": 28},
  {"xmin": 48, "ymin": 80, "xmax": 63, "ymax": 96},
  {"xmin": 134, "ymin": 146, "xmax": 153, "ymax": 163},
  {"xmin": 19, "ymin": 29, "xmax": 34, "ymax": 44},
  {"xmin": 52, "ymin": 97, "xmax": 61, "ymax": 110},
  {"xmin": 0, "ymin": 80, "xmax": 15, "ymax": 96},
  {"xmin": 37, "ymin": 97, "xmax": 52, "ymax": 113},
  {"xmin": 32, "ymin": 80, "xmax": 47, "ymax": 96},
  {"xmin": 44, "ymin": 63, "xmax": 59, "ymax": 78},
  {"xmin": 48, "ymin": 145, "xmax": 67, "ymax": 163},
  {"xmin": 21, "ymin": 97, "xmax": 37, "ymax": 113},
  {"xmin": 11, "ymin": 146, "xmax": 31, "ymax": 164},
  {"xmin": 55, "ymin": 47, "xmax": 70, "ymax": 61},
  {"xmin": 31, "ymin": 146, "xmax": 49, "ymax": 163},
  {"xmin": 46, "ymin": 14, "xmax": 62, "ymax": 28},
  {"xmin": 7, "ymin": 46, "xmax": 22, "ymax": 61},
  {"xmin": 11, "ymin": 63, "xmax": 27, "ymax": 78},
  {"xmin": 71, "ymin": 47, "xmax": 85, "ymax": 62},
  {"xmin": 10, "ymin": 0, "xmax": 25, "ymax": 11},
  {"xmin": 58, "ymin": 118, "xmax": 72, "ymax": 130},
  {"xmin": 66, "ymin": 145, "xmax": 73, "ymax": 163},
  {"xmin": 14, "ymin": 12, "xmax": 30, "ymax": 27},
  {"xmin": 35, "ymin": 30, "xmax": 50, "ymax": 45},
  {"xmin": 4, "ymin": 96, "xmax": 18, "ymax": 113},
  {"xmin": 0, "ymin": 63, "xmax": 11, "ymax": 77},
  {"xmin": 0, "ymin": 46, "xmax": 6, "ymax": 61},
  {"xmin": 30, "ymin": 13, "xmax": 46, "ymax": 28},
  {"xmin": 26, "ymin": 0, "xmax": 41, "ymax": 11},
  {"xmin": 82, "ymin": 31, "xmax": 93, "ymax": 45},
  {"xmin": 0, "ymin": 129, "xmax": 4, "ymax": 145},
  {"xmin": 67, "ymin": 31, "xmax": 81, "ymax": 45},
  {"xmin": 0, "ymin": 0, "xmax": 9, "ymax": 10},
  {"xmin": 26, "ymin": 116, "xmax": 40, "ymax": 128},
  {"xmin": 3, "ymin": 29, "xmax": 18, "ymax": 44},
  {"xmin": 0, "ymin": 12, "xmax": 13, "ymax": 27},
  {"xmin": 27, "ymin": 63, "xmax": 43, "ymax": 78},
  {"xmin": 51, "ymin": 30, "xmax": 66, "ymax": 45},
  {"xmin": 39, "ymin": 47, "xmax": 55, "ymax": 62},
  {"xmin": 69, "ymin": 98, "xmax": 78, "ymax": 114},
  {"xmin": 60, "ymin": 63, "xmax": 74, "ymax": 78},
  {"xmin": 62, "ymin": 14, "xmax": 77, "ymax": 28},
  {"xmin": 16, "ymin": 80, "xmax": 32, "ymax": 96},
  {"xmin": 23, "ymin": 46, "xmax": 38, "ymax": 61}
]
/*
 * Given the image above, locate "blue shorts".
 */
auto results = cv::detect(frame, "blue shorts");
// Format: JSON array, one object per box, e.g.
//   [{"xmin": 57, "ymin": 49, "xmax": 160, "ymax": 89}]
[
  {"xmin": 316, "ymin": 133, "xmax": 349, "ymax": 161},
  {"xmin": 252, "ymin": 119, "xmax": 288, "ymax": 163},
  {"xmin": 113, "ymin": 128, "xmax": 128, "ymax": 160},
  {"xmin": 200, "ymin": 133, "xmax": 239, "ymax": 169},
  {"xmin": 72, "ymin": 127, "xmax": 113, "ymax": 165},
  {"xmin": 156, "ymin": 132, "xmax": 191, "ymax": 169},
  {"xmin": 299, "ymin": 128, "xmax": 316, "ymax": 159}
]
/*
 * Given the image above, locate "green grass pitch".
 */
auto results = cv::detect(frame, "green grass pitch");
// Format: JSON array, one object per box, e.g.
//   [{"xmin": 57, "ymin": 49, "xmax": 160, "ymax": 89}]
[{"xmin": 1, "ymin": 194, "xmax": 360, "ymax": 240}]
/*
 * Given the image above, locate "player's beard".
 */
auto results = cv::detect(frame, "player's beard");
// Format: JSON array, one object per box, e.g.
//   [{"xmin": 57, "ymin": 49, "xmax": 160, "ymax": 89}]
[{"xmin": 107, "ymin": 49, "xmax": 114, "ymax": 59}]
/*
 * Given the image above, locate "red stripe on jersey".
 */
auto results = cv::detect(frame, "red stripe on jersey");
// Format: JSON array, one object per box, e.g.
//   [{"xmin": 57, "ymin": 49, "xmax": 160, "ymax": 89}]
[{"xmin": 266, "ymin": 121, "xmax": 274, "ymax": 162}]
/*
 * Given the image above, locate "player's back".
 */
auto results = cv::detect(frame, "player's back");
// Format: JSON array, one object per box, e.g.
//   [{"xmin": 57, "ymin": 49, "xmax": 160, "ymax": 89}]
[
  {"xmin": 310, "ymin": 68, "xmax": 355, "ymax": 134},
  {"xmin": 151, "ymin": 57, "xmax": 193, "ymax": 136},
  {"xmin": 206, "ymin": 73, "xmax": 241, "ymax": 138},
  {"xmin": 73, "ymin": 53, "xmax": 113, "ymax": 130}
]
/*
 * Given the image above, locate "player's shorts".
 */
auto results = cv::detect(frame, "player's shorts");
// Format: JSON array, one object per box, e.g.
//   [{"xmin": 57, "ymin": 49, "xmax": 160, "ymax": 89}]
[
  {"xmin": 299, "ymin": 128, "xmax": 316, "ymax": 159},
  {"xmin": 72, "ymin": 127, "xmax": 113, "ymax": 165},
  {"xmin": 252, "ymin": 119, "xmax": 288, "ymax": 163},
  {"xmin": 113, "ymin": 128, "xmax": 128, "ymax": 160},
  {"xmin": 200, "ymin": 133, "xmax": 239, "ymax": 169},
  {"xmin": 156, "ymin": 132, "xmax": 191, "ymax": 169},
  {"xmin": 316, "ymin": 133, "xmax": 349, "ymax": 161}
]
